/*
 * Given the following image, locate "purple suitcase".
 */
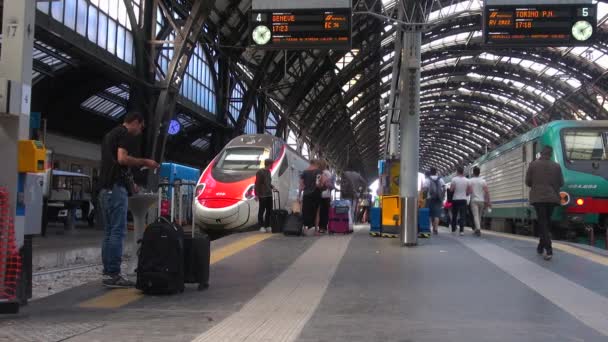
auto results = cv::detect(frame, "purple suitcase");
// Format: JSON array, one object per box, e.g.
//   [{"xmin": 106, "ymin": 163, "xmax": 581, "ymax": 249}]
[{"xmin": 328, "ymin": 206, "xmax": 352, "ymax": 234}]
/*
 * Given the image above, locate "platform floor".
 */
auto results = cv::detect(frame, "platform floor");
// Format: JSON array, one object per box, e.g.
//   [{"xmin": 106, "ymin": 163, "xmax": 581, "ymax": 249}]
[{"xmin": 3, "ymin": 226, "xmax": 608, "ymax": 342}]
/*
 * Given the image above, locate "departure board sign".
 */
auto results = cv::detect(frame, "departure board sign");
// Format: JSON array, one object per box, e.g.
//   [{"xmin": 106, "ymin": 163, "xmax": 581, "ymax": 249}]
[
  {"xmin": 483, "ymin": 1, "xmax": 597, "ymax": 47},
  {"xmin": 250, "ymin": 8, "xmax": 352, "ymax": 50}
]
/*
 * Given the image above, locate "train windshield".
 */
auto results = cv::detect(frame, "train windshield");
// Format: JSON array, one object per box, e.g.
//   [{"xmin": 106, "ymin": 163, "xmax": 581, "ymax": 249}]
[
  {"xmin": 563, "ymin": 130, "xmax": 608, "ymax": 161},
  {"xmin": 214, "ymin": 147, "xmax": 268, "ymax": 170}
]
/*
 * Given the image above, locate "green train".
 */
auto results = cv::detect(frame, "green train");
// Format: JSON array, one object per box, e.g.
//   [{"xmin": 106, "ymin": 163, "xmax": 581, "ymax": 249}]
[{"xmin": 469, "ymin": 120, "xmax": 608, "ymax": 240}]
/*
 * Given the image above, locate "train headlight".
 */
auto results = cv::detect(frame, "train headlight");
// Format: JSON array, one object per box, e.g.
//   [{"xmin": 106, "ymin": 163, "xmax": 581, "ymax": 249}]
[
  {"xmin": 195, "ymin": 184, "xmax": 206, "ymax": 197},
  {"xmin": 244, "ymin": 184, "xmax": 256, "ymax": 200},
  {"xmin": 576, "ymin": 198, "xmax": 585, "ymax": 206},
  {"xmin": 560, "ymin": 192, "xmax": 570, "ymax": 206}
]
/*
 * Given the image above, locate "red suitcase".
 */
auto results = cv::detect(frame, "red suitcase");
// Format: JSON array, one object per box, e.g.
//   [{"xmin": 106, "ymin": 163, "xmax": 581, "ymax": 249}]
[{"xmin": 328, "ymin": 206, "xmax": 352, "ymax": 234}]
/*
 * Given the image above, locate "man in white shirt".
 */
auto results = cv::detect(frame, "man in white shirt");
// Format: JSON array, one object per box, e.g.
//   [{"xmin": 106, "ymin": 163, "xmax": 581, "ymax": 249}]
[
  {"xmin": 467, "ymin": 166, "xmax": 490, "ymax": 237},
  {"xmin": 450, "ymin": 166, "xmax": 469, "ymax": 236},
  {"xmin": 422, "ymin": 167, "xmax": 445, "ymax": 235}
]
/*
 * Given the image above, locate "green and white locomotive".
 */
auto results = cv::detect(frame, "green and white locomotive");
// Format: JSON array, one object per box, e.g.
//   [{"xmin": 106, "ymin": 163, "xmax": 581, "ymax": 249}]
[{"xmin": 471, "ymin": 120, "xmax": 608, "ymax": 240}]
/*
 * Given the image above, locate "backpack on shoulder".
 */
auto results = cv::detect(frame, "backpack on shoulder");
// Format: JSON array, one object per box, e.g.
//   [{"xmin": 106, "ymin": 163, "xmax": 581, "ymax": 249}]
[{"xmin": 428, "ymin": 178, "xmax": 443, "ymax": 200}]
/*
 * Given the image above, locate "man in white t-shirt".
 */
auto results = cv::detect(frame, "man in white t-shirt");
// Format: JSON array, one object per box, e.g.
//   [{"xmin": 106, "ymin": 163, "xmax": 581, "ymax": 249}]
[
  {"xmin": 467, "ymin": 166, "xmax": 491, "ymax": 237},
  {"xmin": 450, "ymin": 166, "xmax": 469, "ymax": 236}
]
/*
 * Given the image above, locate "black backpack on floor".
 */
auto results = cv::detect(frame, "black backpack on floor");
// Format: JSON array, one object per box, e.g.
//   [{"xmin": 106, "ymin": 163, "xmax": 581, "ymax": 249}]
[{"xmin": 136, "ymin": 217, "xmax": 185, "ymax": 294}]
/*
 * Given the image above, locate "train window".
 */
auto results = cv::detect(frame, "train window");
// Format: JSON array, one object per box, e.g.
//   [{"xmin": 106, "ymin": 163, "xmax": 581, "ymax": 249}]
[
  {"xmin": 214, "ymin": 147, "xmax": 267, "ymax": 170},
  {"xmin": 279, "ymin": 155, "xmax": 288, "ymax": 176},
  {"xmin": 563, "ymin": 130, "xmax": 608, "ymax": 161},
  {"xmin": 522, "ymin": 145, "xmax": 527, "ymax": 163},
  {"xmin": 272, "ymin": 140, "xmax": 282, "ymax": 160}
]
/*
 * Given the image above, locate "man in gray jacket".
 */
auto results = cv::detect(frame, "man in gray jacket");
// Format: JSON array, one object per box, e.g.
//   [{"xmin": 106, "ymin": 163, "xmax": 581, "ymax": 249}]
[{"xmin": 525, "ymin": 146, "xmax": 564, "ymax": 260}]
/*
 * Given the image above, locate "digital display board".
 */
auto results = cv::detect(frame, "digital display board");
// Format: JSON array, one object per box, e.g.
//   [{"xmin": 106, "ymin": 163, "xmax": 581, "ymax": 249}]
[
  {"xmin": 484, "ymin": 3, "xmax": 597, "ymax": 47},
  {"xmin": 250, "ymin": 8, "xmax": 352, "ymax": 50}
]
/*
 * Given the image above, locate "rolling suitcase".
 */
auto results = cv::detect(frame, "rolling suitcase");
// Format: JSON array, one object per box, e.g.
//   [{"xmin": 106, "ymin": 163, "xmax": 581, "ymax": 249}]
[
  {"xmin": 283, "ymin": 201, "xmax": 303, "ymax": 236},
  {"xmin": 370, "ymin": 207, "xmax": 382, "ymax": 237},
  {"xmin": 178, "ymin": 181, "xmax": 210, "ymax": 291},
  {"xmin": 328, "ymin": 206, "xmax": 352, "ymax": 234},
  {"xmin": 283, "ymin": 214, "xmax": 303, "ymax": 236},
  {"xmin": 270, "ymin": 190, "xmax": 288, "ymax": 233},
  {"xmin": 183, "ymin": 232, "xmax": 210, "ymax": 291},
  {"xmin": 418, "ymin": 208, "xmax": 431, "ymax": 233}
]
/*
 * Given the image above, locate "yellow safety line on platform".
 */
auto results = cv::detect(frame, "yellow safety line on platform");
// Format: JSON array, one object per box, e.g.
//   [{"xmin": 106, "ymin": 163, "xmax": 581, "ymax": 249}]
[
  {"xmin": 483, "ymin": 230, "xmax": 608, "ymax": 267},
  {"xmin": 79, "ymin": 233, "xmax": 275, "ymax": 309},
  {"xmin": 209, "ymin": 234, "xmax": 274, "ymax": 264},
  {"xmin": 79, "ymin": 288, "xmax": 143, "ymax": 309}
]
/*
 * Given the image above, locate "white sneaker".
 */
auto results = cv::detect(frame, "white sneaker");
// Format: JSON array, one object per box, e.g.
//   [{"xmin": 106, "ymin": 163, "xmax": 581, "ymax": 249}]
[
  {"xmin": 265, "ymin": 227, "xmax": 272, "ymax": 233},
  {"xmin": 259, "ymin": 227, "xmax": 267, "ymax": 233}
]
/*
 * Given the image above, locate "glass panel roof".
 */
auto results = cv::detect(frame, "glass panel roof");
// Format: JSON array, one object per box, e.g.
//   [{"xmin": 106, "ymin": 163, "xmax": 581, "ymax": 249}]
[
  {"xmin": 80, "ymin": 84, "xmax": 129, "ymax": 119},
  {"xmin": 369, "ymin": 2, "xmax": 608, "ymax": 171},
  {"xmin": 191, "ymin": 137, "xmax": 210, "ymax": 150}
]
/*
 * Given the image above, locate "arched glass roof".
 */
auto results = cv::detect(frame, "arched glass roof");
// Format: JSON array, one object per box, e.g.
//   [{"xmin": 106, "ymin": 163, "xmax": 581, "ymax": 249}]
[
  {"xmin": 52, "ymin": 0, "xmax": 604, "ymax": 177},
  {"xmin": 364, "ymin": 0, "xmax": 608, "ymax": 174}
]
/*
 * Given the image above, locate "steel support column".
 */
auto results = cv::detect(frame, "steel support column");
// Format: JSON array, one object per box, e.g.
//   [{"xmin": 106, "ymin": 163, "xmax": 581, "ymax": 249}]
[
  {"xmin": 211, "ymin": 57, "xmax": 231, "ymax": 155},
  {"xmin": 398, "ymin": 30, "xmax": 422, "ymax": 247},
  {"xmin": 148, "ymin": 1, "xmax": 212, "ymax": 176},
  {"xmin": 234, "ymin": 53, "xmax": 274, "ymax": 136},
  {"xmin": 0, "ymin": 0, "xmax": 35, "ymax": 311},
  {"xmin": 123, "ymin": 0, "xmax": 156, "ymax": 115},
  {"xmin": 0, "ymin": 0, "xmax": 35, "ymax": 247},
  {"xmin": 386, "ymin": 6, "xmax": 404, "ymax": 160},
  {"xmin": 256, "ymin": 97, "xmax": 266, "ymax": 134}
]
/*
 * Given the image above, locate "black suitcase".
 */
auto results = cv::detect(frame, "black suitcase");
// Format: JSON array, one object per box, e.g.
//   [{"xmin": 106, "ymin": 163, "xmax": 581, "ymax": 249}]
[
  {"xmin": 183, "ymin": 234, "xmax": 210, "ymax": 290},
  {"xmin": 283, "ymin": 213, "xmax": 303, "ymax": 236},
  {"xmin": 176, "ymin": 180, "xmax": 210, "ymax": 291},
  {"xmin": 270, "ymin": 190, "xmax": 288, "ymax": 233},
  {"xmin": 136, "ymin": 216, "xmax": 185, "ymax": 295}
]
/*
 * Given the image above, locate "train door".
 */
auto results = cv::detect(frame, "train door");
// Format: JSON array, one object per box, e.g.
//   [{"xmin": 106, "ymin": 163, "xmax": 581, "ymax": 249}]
[
  {"xmin": 522, "ymin": 142, "xmax": 533, "ymax": 204},
  {"xmin": 276, "ymin": 152, "xmax": 290, "ymax": 209}
]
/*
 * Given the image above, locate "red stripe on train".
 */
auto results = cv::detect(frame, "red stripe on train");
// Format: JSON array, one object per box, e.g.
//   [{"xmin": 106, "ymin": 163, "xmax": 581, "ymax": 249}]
[{"xmin": 567, "ymin": 197, "xmax": 608, "ymax": 214}]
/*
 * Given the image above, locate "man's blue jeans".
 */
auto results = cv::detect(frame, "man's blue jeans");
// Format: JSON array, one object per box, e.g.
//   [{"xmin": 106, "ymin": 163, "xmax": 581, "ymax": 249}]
[{"xmin": 100, "ymin": 184, "xmax": 128, "ymax": 276}]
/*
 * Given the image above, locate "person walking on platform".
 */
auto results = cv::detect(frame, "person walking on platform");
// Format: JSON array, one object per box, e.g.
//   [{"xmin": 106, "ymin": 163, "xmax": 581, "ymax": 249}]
[
  {"xmin": 422, "ymin": 167, "xmax": 445, "ymax": 235},
  {"xmin": 526, "ymin": 146, "xmax": 564, "ymax": 260},
  {"xmin": 444, "ymin": 186, "xmax": 454, "ymax": 225},
  {"xmin": 99, "ymin": 112, "xmax": 159, "ymax": 288},
  {"xmin": 450, "ymin": 166, "xmax": 469, "ymax": 236},
  {"xmin": 467, "ymin": 166, "xmax": 490, "ymax": 237},
  {"xmin": 317, "ymin": 160, "xmax": 334, "ymax": 234},
  {"xmin": 255, "ymin": 159, "xmax": 274, "ymax": 233},
  {"xmin": 299, "ymin": 160, "xmax": 322, "ymax": 234}
]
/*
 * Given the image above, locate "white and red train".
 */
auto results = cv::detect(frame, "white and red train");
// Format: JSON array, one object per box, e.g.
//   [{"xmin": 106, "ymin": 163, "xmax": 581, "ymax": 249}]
[{"xmin": 194, "ymin": 134, "xmax": 309, "ymax": 231}]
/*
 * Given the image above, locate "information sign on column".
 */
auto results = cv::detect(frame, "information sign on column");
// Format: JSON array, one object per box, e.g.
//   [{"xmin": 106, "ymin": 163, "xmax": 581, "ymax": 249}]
[
  {"xmin": 250, "ymin": 8, "xmax": 352, "ymax": 50},
  {"xmin": 483, "ymin": 2, "xmax": 597, "ymax": 47}
]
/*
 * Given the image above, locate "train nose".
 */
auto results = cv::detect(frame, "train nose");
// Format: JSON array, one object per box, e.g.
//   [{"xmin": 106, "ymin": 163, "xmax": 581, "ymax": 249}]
[{"xmin": 195, "ymin": 199, "xmax": 254, "ymax": 229}]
